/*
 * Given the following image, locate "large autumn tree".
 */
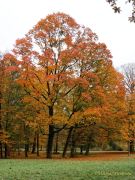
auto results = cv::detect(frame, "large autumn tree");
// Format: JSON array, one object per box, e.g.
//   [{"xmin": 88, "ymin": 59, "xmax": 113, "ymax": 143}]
[{"xmin": 13, "ymin": 12, "xmax": 119, "ymax": 158}]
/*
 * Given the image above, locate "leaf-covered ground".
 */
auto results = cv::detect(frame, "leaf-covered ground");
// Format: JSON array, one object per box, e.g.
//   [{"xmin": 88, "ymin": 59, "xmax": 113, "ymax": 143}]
[{"xmin": 0, "ymin": 158, "xmax": 135, "ymax": 180}]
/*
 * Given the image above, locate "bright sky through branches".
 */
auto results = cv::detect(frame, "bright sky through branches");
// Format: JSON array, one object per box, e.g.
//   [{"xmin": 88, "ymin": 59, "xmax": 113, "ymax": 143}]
[{"xmin": 0, "ymin": 0, "xmax": 135, "ymax": 67}]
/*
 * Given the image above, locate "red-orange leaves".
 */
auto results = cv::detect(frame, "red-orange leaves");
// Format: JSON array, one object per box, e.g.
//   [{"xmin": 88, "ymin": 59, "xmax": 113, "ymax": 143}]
[
  {"xmin": 81, "ymin": 92, "xmax": 92, "ymax": 102},
  {"xmin": 83, "ymin": 107, "xmax": 101, "ymax": 120},
  {"xmin": 1, "ymin": 53, "xmax": 18, "ymax": 75},
  {"xmin": 75, "ymin": 77, "xmax": 89, "ymax": 89},
  {"xmin": 13, "ymin": 38, "xmax": 32, "ymax": 57},
  {"xmin": 5, "ymin": 66, "xmax": 18, "ymax": 73},
  {"xmin": 13, "ymin": 12, "xmax": 122, "ymax": 133}
]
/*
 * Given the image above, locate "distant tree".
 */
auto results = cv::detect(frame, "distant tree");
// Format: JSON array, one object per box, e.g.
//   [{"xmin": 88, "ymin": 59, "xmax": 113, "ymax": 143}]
[
  {"xmin": 0, "ymin": 53, "xmax": 23, "ymax": 157},
  {"xmin": 121, "ymin": 63, "xmax": 135, "ymax": 153},
  {"xmin": 0, "ymin": 54, "xmax": 3, "ymax": 158}
]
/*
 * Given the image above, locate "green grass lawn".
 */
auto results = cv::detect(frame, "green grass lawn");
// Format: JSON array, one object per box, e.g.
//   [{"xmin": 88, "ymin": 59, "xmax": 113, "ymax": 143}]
[{"xmin": 0, "ymin": 158, "xmax": 135, "ymax": 180}]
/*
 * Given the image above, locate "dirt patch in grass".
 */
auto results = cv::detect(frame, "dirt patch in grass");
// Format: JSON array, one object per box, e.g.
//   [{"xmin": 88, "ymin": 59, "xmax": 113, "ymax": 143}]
[
  {"xmin": 64, "ymin": 152, "xmax": 133, "ymax": 161},
  {"xmin": 8, "ymin": 151, "xmax": 135, "ymax": 161}
]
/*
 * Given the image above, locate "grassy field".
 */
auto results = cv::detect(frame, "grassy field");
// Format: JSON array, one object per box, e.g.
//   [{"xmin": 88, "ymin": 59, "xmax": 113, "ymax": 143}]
[{"xmin": 0, "ymin": 158, "xmax": 135, "ymax": 180}]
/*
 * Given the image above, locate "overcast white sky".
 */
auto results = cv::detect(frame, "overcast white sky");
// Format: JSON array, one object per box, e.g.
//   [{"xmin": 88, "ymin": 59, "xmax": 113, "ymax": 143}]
[{"xmin": 0, "ymin": 0, "xmax": 135, "ymax": 67}]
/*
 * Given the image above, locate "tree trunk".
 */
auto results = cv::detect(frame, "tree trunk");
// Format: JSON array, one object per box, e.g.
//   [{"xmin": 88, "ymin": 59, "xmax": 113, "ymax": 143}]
[
  {"xmin": 70, "ymin": 130, "xmax": 76, "ymax": 158},
  {"xmin": 31, "ymin": 133, "xmax": 36, "ymax": 154},
  {"xmin": 4, "ymin": 143, "xmax": 8, "ymax": 158},
  {"xmin": 80, "ymin": 145, "xmax": 83, "ymax": 154},
  {"xmin": 47, "ymin": 125, "xmax": 55, "ymax": 158},
  {"xmin": 130, "ymin": 140, "xmax": 134, "ymax": 152},
  {"xmin": 85, "ymin": 142, "xmax": 90, "ymax": 155},
  {"xmin": 62, "ymin": 127, "xmax": 73, "ymax": 157},
  {"xmin": 17, "ymin": 142, "xmax": 20, "ymax": 156},
  {"xmin": 25, "ymin": 143, "xmax": 28, "ymax": 158},
  {"xmin": 54, "ymin": 132, "xmax": 59, "ymax": 154},
  {"xmin": 24, "ymin": 124, "xmax": 29, "ymax": 158},
  {"xmin": 128, "ymin": 140, "xmax": 130, "ymax": 156},
  {"xmin": 0, "ymin": 142, "xmax": 3, "ymax": 158},
  {"xmin": 36, "ymin": 131, "xmax": 39, "ymax": 156},
  {"xmin": 0, "ymin": 91, "xmax": 3, "ymax": 158},
  {"xmin": 85, "ymin": 133, "xmax": 92, "ymax": 155},
  {"xmin": 46, "ymin": 106, "xmax": 55, "ymax": 159}
]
